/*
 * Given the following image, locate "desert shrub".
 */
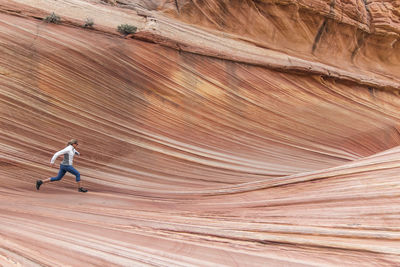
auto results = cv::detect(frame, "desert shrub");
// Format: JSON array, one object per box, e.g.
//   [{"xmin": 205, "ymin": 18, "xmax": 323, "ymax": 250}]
[
  {"xmin": 44, "ymin": 12, "xmax": 61, "ymax": 24},
  {"xmin": 117, "ymin": 24, "xmax": 137, "ymax": 35},
  {"xmin": 84, "ymin": 18, "xmax": 94, "ymax": 28}
]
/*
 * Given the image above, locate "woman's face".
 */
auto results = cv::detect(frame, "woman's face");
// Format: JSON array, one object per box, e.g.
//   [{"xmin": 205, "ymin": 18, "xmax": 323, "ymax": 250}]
[{"xmin": 72, "ymin": 143, "xmax": 78, "ymax": 149}]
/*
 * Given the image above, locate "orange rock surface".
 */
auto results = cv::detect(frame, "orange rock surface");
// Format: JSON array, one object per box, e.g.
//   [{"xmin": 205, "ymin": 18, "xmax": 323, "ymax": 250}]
[{"xmin": 0, "ymin": 0, "xmax": 400, "ymax": 266}]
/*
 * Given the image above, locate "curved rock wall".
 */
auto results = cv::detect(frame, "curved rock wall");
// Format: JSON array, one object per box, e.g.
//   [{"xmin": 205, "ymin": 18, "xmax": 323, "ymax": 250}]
[
  {"xmin": 1, "ymin": 0, "xmax": 400, "ymax": 266},
  {"xmin": 159, "ymin": 0, "xmax": 400, "ymax": 79}
]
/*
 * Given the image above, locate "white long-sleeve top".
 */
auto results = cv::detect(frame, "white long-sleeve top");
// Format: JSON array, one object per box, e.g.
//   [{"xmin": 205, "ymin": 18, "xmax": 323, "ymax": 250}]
[{"xmin": 50, "ymin": 145, "xmax": 80, "ymax": 165}]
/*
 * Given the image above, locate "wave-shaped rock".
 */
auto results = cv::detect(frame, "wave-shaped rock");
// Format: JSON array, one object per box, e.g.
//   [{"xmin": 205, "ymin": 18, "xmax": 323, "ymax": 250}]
[{"xmin": 0, "ymin": 0, "xmax": 400, "ymax": 265}]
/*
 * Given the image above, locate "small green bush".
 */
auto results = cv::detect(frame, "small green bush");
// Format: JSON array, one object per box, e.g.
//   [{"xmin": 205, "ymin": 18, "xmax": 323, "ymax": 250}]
[
  {"xmin": 117, "ymin": 24, "xmax": 137, "ymax": 35},
  {"xmin": 44, "ymin": 12, "xmax": 61, "ymax": 24},
  {"xmin": 84, "ymin": 18, "xmax": 94, "ymax": 28}
]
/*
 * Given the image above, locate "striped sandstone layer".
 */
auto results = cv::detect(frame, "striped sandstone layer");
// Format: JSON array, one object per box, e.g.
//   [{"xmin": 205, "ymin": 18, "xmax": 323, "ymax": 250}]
[{"xmin": 1, "ymin": 0, "xmax": 400, "ymax": 266}]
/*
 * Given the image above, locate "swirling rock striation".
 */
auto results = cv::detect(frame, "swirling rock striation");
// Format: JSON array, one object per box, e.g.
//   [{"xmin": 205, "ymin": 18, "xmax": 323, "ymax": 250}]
[{"xmin": 0, "ymin": 0, "xmax": 400, "ymax": 266}]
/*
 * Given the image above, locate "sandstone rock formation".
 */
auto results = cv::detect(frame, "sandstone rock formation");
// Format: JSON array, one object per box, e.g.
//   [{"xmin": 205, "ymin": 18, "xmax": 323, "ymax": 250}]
[{"xmin": 0, "ymin": 0, "xmax": 400, "ymax": 266}]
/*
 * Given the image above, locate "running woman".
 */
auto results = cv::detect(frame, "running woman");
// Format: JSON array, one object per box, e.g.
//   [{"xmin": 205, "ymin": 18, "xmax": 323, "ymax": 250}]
[{"xmin": 36, "ymin": 139, "xmax": 88, "ymax": 192}]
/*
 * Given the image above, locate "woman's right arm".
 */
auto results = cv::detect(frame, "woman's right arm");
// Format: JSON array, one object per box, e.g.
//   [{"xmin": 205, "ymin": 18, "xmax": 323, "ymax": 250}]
[{"xmin": 50, "ymin": 146, "xmax": 69, "ymax": 165}]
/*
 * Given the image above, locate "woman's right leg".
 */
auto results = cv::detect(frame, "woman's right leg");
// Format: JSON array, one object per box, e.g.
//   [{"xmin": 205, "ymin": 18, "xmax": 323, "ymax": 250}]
[
  {"xmin": 37, "ymin": 165, "xmax": 67, "ymax": 190},
  {"xmin": 49, "ymin": 165, "xmax": 67, "ymax": 182}
]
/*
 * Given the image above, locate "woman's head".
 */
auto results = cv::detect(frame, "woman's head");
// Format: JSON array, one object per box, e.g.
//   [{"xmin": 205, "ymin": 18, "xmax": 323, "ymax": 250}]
[{"xmin": 67, "ymin": 139, "xmax": 78, "ymax": 147}]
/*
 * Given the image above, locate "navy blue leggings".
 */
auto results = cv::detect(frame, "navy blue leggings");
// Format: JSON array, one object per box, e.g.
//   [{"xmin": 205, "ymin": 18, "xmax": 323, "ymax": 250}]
[{"xmin": 51, "ymin": 164, "xmax": 81, "ymax": 182}]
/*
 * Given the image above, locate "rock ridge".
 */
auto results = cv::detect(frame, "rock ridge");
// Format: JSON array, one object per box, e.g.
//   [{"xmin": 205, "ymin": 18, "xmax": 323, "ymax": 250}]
[{"xmin": 2, "ymin": 0, "xmax": 399, "ymax": 93}]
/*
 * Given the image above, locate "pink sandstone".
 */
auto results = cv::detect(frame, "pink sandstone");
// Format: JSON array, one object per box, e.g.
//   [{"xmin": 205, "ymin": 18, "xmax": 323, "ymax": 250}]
[{"xmin": 0, "ymin": 0, "xmax": 400, "ymax": 266}]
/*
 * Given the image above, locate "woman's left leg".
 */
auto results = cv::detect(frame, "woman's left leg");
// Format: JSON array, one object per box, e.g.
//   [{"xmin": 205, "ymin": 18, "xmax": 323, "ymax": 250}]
[{"xmin": 66, "ymin": 166, "xmax": 87, "ymax": 192}]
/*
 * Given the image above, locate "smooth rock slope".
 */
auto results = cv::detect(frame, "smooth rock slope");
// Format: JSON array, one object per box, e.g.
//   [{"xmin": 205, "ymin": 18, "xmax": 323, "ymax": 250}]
[{"xmin": 1, "ymin": 0, "xmax": 400, "ymax": 266}]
